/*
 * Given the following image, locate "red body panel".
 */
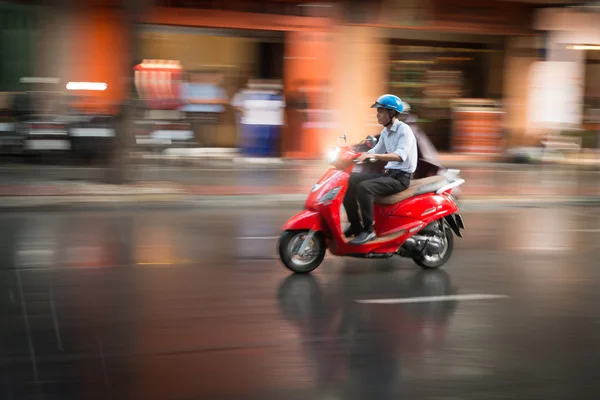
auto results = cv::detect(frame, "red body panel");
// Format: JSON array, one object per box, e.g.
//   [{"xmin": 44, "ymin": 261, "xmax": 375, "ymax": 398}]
[
  {"xmin": 376, "ymin": 194, "xmax": 459, "ymax": 237},
  {"xmin": 304, "ymin": 168, "xmax": 350, "ymax": 211},
  {"xmin": 283, "ymin": 147, "xmax": 461, "ymax": 258},
  {"xmin": 283, "ymin": 209, "xmax": 324, "ymax": 232}
]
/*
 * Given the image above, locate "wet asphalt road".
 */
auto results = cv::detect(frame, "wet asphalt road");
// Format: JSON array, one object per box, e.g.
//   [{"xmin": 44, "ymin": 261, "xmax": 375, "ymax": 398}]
[{"xmin": 2, "ymin": 206, "xmax": 600, "ymax": 399}]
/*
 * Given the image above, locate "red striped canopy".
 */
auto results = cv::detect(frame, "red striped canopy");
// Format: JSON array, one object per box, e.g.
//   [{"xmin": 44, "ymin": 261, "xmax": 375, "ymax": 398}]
[{"xmin": 134, "ymin": 60, "xmax": 183, "ymax": 110}]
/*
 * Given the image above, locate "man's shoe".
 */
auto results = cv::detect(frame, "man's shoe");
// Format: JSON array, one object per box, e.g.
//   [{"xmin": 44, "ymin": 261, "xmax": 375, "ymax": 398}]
[
  {"xmin": 349, "ymin": 231, "xmax": 376, "ymax": 245},
  {"xmin": 344, "ymin": 226, "xmax": 362, "ymax": 238}
]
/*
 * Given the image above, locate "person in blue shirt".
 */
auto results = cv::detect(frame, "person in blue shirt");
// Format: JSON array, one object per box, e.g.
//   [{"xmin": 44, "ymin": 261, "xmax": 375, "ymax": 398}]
[
  {"xmin": 180, "ymin": 71, "xmax": 227, "ymax": 114},
  {"xmin": 180, "ymin": 71, "xmax": 228, "ymax": 146},
  {"xmin": 343, "ymin": 94, "xmax": 418, "ymax": 245}
]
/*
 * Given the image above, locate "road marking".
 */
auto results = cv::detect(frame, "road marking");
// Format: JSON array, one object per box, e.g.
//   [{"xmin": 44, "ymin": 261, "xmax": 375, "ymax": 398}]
[
  {"xmin": 514, "ymin": 246, "xmax": 570, "ymax": 251},
  {"xmin": 137, "ymin": 262, "xmax": 173, "ymax": 265},
  {"xmin": 98, "ymin": 339, "xmax": 110, "ymax": 394},
  {"xmin": 49, "ymin": 285, "xmax": 63, "ymax": 351},
  {"xmin": 17, "ymin": 249, "xmax": 54, "ymax": 255},
  {"xmin": 235, "ymin": 236, "xmax": 279, "ymax": 240},
  {"xmin": 567, "ymin": 229, "xmax": 600, "ymax": 233},
  {"xmin": 356, "ymin": 293, "xmax": 509, "ymax": 304},
  {"xmin": 15, "ymin": 268, "xmax": 39, "ymax": 385}
]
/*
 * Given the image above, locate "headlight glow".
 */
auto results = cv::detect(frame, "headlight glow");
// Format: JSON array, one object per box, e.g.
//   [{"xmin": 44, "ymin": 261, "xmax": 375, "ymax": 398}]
[
  {"xmin": 319, "ymin": 186, "xmax": 342, "ymax": 204},
  {"xmin": 327, "ymin": 147, "xmax": 340, "ymax": 163}
]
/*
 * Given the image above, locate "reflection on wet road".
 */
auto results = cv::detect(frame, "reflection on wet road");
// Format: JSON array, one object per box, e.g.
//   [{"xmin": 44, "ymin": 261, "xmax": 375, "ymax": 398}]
[{"xmin": 2, "ymin": 206, "xmax": 600, "ymax": 399}]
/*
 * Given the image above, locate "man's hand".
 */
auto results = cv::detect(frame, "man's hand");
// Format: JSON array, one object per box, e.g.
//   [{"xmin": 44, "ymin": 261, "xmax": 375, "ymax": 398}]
[
  {"xmin": 356, "ymin": 152, "xmax": 373, "ymax": 164},
  {"xmin": 374, "ymin": 152, "xmax": 402, "ymax": 163}
]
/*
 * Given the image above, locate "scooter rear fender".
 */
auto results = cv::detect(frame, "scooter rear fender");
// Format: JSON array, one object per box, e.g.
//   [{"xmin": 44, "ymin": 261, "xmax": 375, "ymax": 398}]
[
  {"xmin": 283, "ymin": 210, "xmax": 326, "ymax": 235},
  {"xmin": 386, "ymin": 193, "xmax": 459, "ymax": 220}
]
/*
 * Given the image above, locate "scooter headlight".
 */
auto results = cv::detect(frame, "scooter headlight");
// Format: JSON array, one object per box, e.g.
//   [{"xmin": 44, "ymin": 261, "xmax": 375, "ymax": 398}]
[
  {"xmin": 326, "ymin": 147, "xmax": 340, "ymax": 163},
  {"xmin": 319, "ymin": 186, "xmax": 342, "ymax": 204}
]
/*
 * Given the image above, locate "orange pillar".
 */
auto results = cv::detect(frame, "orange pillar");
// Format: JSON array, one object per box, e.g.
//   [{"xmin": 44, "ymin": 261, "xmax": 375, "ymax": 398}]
[
  {"xmin": 328, "ymin": 26, "xmax": 390, "ymax": 149},
  {"xmin": 283, "ymin": 30, "xmax": 334, "ymax": 159},
  {"xmin": 68, "ymin": 7, "xmax": 130, "ymax": 114}
]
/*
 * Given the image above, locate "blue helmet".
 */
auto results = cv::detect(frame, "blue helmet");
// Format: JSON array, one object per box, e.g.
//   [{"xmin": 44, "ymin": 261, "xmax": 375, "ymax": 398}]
[{"xmin": 370, "ymin": 94, "xmax": 404, "ymax": 113}]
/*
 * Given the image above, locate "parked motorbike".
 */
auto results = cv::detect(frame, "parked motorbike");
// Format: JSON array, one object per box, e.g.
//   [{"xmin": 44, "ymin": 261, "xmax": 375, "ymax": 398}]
[{"xmin": 278, "ymin": 133, "xmax": 465, "ymax": 274}]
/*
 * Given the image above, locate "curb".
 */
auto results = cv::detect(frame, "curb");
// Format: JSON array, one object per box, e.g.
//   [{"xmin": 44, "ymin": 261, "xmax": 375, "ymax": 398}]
[
  {"xmin": 132, "ymin": 150, "xmax": 594, "ymax": 166},
  {"xmin": 134, "ymin": 158, "xmax": 600, "ymax": 172},
  {"xmin": 132, "ymin": 149, "xmax": 600, "ymax": 170},
  {"xmin": 132, "ymin": 153, "xmax": 299, "ymax": 169},
  {"xmin": 1, "ymin": 194, "xmax": 599, "ymax": 212}
]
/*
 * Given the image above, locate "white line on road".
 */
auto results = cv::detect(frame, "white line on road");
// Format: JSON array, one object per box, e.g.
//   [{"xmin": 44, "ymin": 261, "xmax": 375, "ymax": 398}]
[
  {"xmin": 98, "ymin": 339, "xmax": 110, "ymax": 393},
  {"xmin": 567, "ymin": 229, "xmax": 600, "ymax": 233},
  {"xmin": 17, "ymin": 249, "xmax": 54, "ymax": 255},
  {"xmin": 49, "ymin": 285, "xmax": 63, "ymax": 351},
  {"xmin": 356, "ymin": 293, "xmax": 509, "ymax": 304},
  {"xmin": 15, "ymin": 268, "xmax": 40, "ymax": 385},
  {"xmin": 235, "ymin": 236, "xmax": 279, "ymax": 240},
  {"xmin": 514, "ymin": 246, "xmax": 570, "ymax": 251}
]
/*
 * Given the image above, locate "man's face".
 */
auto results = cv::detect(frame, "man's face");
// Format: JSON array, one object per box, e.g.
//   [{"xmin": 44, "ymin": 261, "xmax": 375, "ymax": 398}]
[{"xmin": 376, "ymin": 107, "xmax": 391, "ymax": 125}]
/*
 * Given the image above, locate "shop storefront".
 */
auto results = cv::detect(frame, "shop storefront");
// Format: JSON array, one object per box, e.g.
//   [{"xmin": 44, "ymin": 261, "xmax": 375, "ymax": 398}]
[
  {"xmin": 0, "ymin": 3, "xmax": 39, "ymax": 92},
  {"xmin": 135, "ymin": 25, "xmax": 285, "ymax": 149},
  {"xmin": 387, "ymin": 39, "xmax": 505, "ymax": 152},
  {"xmin": 139, "ymin": 1, "xmax": 334, "ymax": 156},
  {"xmin": 583, "ymin": 49, "xmax": 600, "ymax": 138},
  {"xmin": 346, "ymin": 0, "xmax": 536, "ymax": 154},
  {"xmin": 14, "ymin": 0, "xmax": 547, "ymax": 158},
  {"xmin": 531, "ymin": 7, "xmax": 600, "ymax": 147},
  {"xmin": 0, "ymin": 3, "xmax": 40, "ymax": 149}
]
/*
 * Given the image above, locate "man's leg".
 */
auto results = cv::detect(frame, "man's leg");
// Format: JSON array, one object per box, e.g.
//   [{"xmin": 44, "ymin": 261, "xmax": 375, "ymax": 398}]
[
  {"xmin": 342, "ymin": 172, "xmax": 383, "ymax": 236},
  {"xmin": 351, "ymin": 174, "xmax": 410, "ymax": 244}
]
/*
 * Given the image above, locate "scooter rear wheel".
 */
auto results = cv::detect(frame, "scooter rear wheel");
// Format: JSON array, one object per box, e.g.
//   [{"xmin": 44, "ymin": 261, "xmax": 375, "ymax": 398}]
[
  {"xmin": 279, "ymin": 230, "xmax": 326, "ymax": 274},
  {"xmin": 412, "ymin": 228, "xmax": 454, "ymax": 269}
]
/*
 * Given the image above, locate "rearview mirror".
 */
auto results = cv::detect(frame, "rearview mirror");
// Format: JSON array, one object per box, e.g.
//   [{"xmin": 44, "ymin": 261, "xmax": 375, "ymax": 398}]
[{"xmin": 366, "ymin": 135, "xmax": 378, "ymax": 149}]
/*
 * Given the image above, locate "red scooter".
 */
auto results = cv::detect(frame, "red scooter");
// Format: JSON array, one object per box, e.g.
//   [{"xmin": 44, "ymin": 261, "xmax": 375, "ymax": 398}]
[{"xmin": 278, "ymin": 134, "xmax": 465, "ymax": 274}]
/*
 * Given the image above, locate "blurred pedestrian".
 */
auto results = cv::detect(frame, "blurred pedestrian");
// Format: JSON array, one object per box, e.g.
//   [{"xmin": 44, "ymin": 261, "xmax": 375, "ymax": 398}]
[
  {"xmin": 402, "ymin": 103, "xmax": 443, "ymax": 179},
  {"xmin": 180, "ymin": 70, "xmax": 228, "ymax": 147}
]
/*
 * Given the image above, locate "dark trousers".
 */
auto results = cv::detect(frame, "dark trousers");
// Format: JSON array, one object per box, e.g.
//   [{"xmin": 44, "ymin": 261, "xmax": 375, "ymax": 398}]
[{"xmin": 343, "ymin": 171, "xmax": 411, "ymax": 232}]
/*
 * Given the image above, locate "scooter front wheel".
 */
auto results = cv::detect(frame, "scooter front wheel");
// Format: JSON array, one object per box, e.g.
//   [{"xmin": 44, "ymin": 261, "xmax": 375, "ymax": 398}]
[{"xmin": 278, "ymin": 230, "xmax": 326, "ymax": 274}]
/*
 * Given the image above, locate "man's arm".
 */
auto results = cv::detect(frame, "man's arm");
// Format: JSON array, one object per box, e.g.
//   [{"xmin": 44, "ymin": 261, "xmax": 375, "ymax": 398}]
[
  {"xmin": 367, "ymin": 135, "xmax": 384, "ymax": 155},
  {"xmin": 371, "ymin": 152, "xmax": 402, "ymax": 163},
  {"xmin": 356, "ymin": 134, "xmax": 385, "ymax": 163},
  {"xmin": 372, "ymin": 125, "xmax": 414, "ymax": 163}
]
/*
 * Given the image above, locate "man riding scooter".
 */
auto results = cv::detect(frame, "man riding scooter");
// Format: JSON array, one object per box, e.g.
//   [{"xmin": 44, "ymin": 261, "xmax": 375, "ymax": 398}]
[
  {"xmin": 343, "ymin": 94, "xmax": 418, "ymax": 245},
  {"xmin": 359, "ymin": 102, "xmax": 444, "ymax": 178}
]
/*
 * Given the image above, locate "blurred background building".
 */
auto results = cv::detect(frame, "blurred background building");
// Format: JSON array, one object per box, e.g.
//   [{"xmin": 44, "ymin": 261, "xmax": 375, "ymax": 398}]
[{"xmin": 1, "ymin": 0, "xmax": 599, "ymax": 160}]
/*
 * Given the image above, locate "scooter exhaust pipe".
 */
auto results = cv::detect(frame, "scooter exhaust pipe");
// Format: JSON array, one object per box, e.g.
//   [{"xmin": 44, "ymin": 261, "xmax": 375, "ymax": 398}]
[
  {"xmin": 402, "ymin": 235, "xmax": 443, "ymax": 255},
  {"xmin": 366, "ymin": 252, "xmax": 394, "ymax": 259},
  {"xmin": 347, "ymin": 253, "xmax": 394, "ymax": 259}
]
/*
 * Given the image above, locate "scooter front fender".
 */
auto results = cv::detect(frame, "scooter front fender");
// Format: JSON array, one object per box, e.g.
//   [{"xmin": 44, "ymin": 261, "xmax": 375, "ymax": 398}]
[{"xmin": 283, "ymin": 210, "xmax": 325, "ymax": 234}]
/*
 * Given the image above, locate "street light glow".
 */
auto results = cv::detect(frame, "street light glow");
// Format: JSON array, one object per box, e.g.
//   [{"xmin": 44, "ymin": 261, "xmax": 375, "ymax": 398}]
[{"xmin": 66, "ymin": 82, "xmax": 108, "ymax": 91}]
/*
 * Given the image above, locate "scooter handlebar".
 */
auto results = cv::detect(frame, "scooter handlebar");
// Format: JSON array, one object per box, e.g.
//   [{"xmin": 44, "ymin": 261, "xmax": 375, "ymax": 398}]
[{"xmin": 353, "ymin": 158, "xmax": 378, "ymax": 164}]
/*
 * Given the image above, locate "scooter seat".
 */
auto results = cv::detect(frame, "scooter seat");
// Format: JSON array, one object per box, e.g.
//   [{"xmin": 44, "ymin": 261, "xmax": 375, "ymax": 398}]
[{"xmin": 376, "ymin": 175, "xmax": 451, "ymax": 205}]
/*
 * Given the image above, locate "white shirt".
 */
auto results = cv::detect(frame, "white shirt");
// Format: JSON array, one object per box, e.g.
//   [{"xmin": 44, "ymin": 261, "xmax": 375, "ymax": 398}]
[{"xmin": 368, "ymin": 119, "xmax": 418, "ymax": 173}]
